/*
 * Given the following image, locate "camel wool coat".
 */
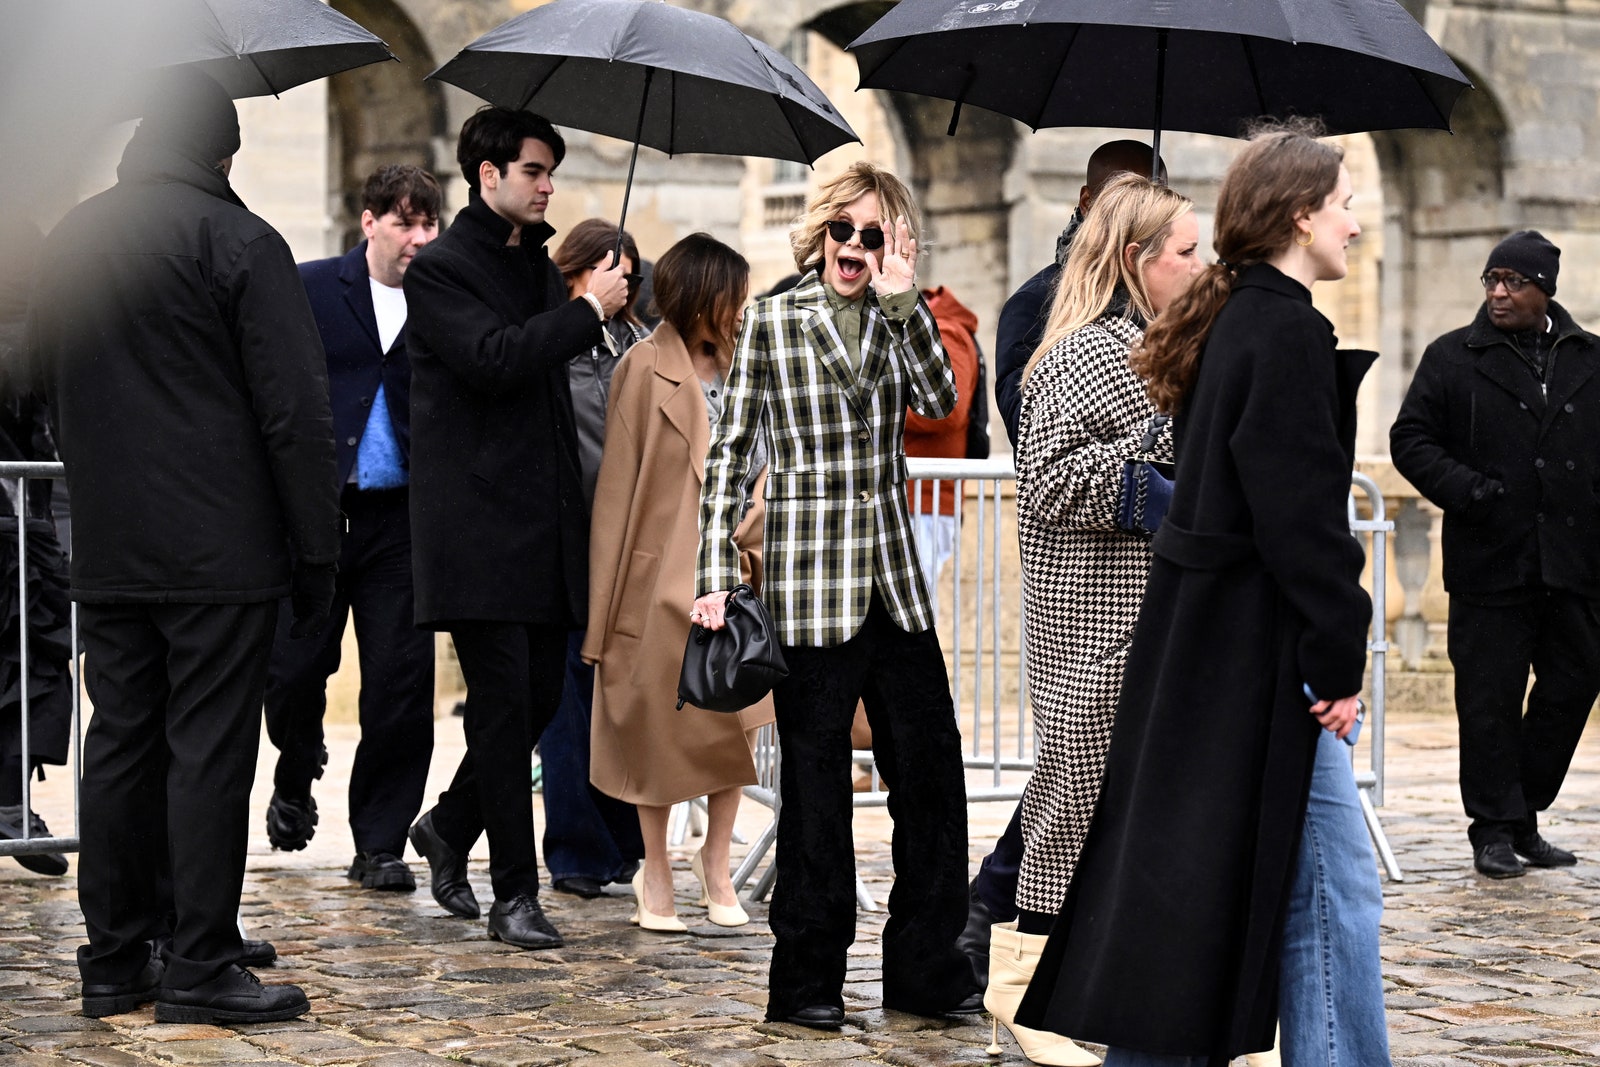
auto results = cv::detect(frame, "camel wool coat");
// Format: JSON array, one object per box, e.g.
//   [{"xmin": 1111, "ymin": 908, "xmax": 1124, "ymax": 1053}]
[{"xmin": 582, "ymin": 323, "xmax": 773, "ymax": 806}]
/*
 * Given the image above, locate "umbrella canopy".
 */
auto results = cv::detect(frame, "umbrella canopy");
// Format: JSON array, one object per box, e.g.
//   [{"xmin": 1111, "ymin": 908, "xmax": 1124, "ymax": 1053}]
[
  {"xmin": 849, "ymin": 0, "xmax": 1471, "ymax": 145},
  {"xmin": 430, "ymin": 0, "xmax": 858, "ymax": 167},
  {"xmin": 150, "ymin": 0, "xmax": 398, "ymax": 98}
]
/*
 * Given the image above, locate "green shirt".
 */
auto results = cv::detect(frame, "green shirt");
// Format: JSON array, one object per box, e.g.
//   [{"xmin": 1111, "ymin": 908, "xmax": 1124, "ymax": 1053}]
[{"xmin": 823, "ymin": 283, "xmax": 919, "ymax": 373}]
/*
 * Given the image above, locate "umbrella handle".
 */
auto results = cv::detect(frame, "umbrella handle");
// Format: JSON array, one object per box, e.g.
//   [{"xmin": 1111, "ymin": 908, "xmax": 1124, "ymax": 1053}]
[{"xmin": 616, "ymin": 66, "xmax": 655, "ymax": 262}]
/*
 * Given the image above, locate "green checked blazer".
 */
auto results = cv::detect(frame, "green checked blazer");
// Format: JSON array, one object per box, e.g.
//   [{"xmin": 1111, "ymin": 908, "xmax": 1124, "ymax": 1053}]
[{"xmin": 697, "ymin": 270, "xmax": 955, "ymax": 648}]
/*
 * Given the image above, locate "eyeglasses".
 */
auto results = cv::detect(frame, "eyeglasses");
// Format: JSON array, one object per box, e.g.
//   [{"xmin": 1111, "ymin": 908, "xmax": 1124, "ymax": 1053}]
[
  {"xmin": 1481, "ymin": 271, "xmax": 1532, "ymax": 294},
  {"xmin": 825, "ymin": 220, "xmax": 885, "ymax": 249}
]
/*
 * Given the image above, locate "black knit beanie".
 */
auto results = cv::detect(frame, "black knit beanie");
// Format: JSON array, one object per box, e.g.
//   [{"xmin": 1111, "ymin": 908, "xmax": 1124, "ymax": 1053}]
[
  {"xmin": 1485, "ymin": 230, "xmax": 1560, "ymax": 296},
  {"xmin": 134, "ymin": 67, "xmax": 241, "ymax": 164}
]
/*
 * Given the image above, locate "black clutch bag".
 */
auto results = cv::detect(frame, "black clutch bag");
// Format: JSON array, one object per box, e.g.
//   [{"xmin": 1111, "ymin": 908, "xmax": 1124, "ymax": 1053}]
[
  {"xmin": 677, "ymin": 584, "xmax": 789, "ymax": 713},
  {"xmin": 1116, "ymin": 413, "xmax": 1175, "ymax": 537}
]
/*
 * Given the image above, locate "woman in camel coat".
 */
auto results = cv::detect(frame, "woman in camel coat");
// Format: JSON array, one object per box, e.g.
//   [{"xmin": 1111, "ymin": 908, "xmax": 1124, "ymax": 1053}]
[{"xmin": 583, "ymin": 233, "xmax": 771, "ymax": 932}]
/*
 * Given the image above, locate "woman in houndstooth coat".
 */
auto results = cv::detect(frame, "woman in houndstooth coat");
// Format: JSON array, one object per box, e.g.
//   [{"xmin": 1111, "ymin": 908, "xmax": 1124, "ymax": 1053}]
[{"xmin": 986, "ymin": 175, "xmax": 1202, "ymax": 1065}]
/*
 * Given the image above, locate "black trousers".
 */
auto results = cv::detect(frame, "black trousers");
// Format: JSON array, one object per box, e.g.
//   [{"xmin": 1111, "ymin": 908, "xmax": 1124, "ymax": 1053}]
[
  {"xmin": 973, "ymin": 800, "xmax": 1024, "ymax": 922},
  {"xmin": 264, "ymin": 487, "xmax": 435, "ymax": 856},
  {"xmin": 76, "ymin": 600, "xmax": 276, "ymax": 990},
  {"xmin": 1449, "ymin": 591, "xmax": 1600, "ymax": 847},
  {"xmin": 766, "ymin": 592, "xmax": 975, "ymax": 1019},
  {"xmin": 428, "ymin": 621, "xmax": 566, "ymax": 901}
]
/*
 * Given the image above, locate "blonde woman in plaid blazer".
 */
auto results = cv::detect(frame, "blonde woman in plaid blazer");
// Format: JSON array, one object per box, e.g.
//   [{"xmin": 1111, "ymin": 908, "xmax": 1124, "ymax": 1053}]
[{"xmin": 694, "ymin": 162, "xmax": 979, "ymax": 1030}]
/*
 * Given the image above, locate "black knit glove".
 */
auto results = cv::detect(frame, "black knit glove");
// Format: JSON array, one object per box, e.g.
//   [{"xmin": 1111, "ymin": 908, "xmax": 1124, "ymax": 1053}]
[{"xmin": 289, "ymin": 561, "xmax": 337, "ymax": 639}]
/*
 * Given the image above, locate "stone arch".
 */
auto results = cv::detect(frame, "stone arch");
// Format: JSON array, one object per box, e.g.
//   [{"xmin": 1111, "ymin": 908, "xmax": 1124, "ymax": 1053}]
[{"xmin": 329, "ymin": 0, "xmax": 450, "ymax": 248}]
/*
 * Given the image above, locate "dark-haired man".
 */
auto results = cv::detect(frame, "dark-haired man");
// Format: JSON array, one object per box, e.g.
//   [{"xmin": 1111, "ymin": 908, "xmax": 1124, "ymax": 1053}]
[
  {"xmin": 31, "ymin": 68, "xmax": 336, "ymax": 1023},
  {"xmin": 262, "ymin": 165, "xmax": 442, "ymax": 895},
  {"xmin": 403, "ymin": 107, "xmax": 628, "ymax": 949},
  {"xmin": 1392, "ymin": 230, "xmax": 1600, "ymax": 880}
]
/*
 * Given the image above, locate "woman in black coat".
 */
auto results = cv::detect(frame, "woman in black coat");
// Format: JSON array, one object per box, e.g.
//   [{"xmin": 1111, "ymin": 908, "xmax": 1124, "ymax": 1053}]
[{"xmin": 1015, "ymin": 125, "xmax": 1389, "ymax": 1067}]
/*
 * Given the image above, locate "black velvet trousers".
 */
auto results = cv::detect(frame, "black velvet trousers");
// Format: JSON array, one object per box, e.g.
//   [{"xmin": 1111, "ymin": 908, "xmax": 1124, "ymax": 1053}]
[
  {"xmin": 429, "ymin": 621, "xmax": 566, "ymax": 902},
  {"xmin": 1449, "ymin": 590, "xmax": 1600, "ymax": 847},
  {"xmin": 76, "ymin": 601, "xmax": 276, "ymax": 990},
  {"xmin": 766, "ymin": 592, "xmax": 975, "ymax": 1019},
  {"xmin": 264, "ymin": 486, "xmax": 435, "ymax": 856}
]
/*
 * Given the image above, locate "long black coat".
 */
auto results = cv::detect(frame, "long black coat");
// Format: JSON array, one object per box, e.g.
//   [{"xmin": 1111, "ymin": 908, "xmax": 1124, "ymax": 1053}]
[
  {"xmin": 1016, "ymin": 265, "xmax": 1374, "ymax": 1063},
  {"xmin": 403, "ymin": 198, "xmax": 601, "ymax": 627},
  {"xmin": 1390, "ymin": 301, "xmax": 1600, "ymax": 600},
  {"xmin": 300, "ymin": 242, "xmax": 413, "ymax": 486},
  {"xmin": 29, "ymin": 138, "xmax": 339, "ymax": 602}
]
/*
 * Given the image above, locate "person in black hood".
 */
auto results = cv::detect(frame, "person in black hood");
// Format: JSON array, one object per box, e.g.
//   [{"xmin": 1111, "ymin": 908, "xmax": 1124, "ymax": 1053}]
[
  {"xmin": 1391, "ymin": 229, "xmax": 1600, "ymax": 880},
  {"xmin": 29, "ymin": 67, "xmax": 338, "ymax": 1024}
]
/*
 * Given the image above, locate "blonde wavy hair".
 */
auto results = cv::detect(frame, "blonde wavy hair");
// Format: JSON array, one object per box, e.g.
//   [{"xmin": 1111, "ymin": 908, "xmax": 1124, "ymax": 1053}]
[
  {"xmin": 790, "ymin": 161, "xmax": 921, "ymax": 274},
  {"xmin": 1023, "ymin": 174, "xmax": 1194, "ymax": 386}
]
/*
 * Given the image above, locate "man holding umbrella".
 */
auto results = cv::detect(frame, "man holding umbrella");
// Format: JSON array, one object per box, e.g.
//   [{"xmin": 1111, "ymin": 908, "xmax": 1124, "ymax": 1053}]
[
  {"xmin": 30, "ymin": 68, "xmax": 337, "ymax": 1023},
  {"xmin": 404, "ymin": 106, "xmax": 628, "ymax": 949}
]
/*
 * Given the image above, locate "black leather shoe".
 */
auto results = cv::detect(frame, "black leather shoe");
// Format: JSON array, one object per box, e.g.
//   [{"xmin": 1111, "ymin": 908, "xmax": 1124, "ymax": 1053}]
[
  {"xmin": 783, "ymin": 1004, "xmax": 844, "ymax": 1030},
  {"xmin": 486, "ymin": 894, "xmax": 564, "ymax": 950},
  {"xmin": 0, "ymin": 804, "xmax": 69, "ymax": 876},
  {"xmin": 1474, "ymin": 841, "xmax": 1526, "ymax": 879},
  {"xmin": 552, "ymin": 875, "xmax": 605, "ymax": 899},
  {"xmin": 265, "ymin": 789, "xmax": 318, "ymax": 852},
  {"xmin": 82, "ymin": 954, "xmax": 163, "ymax": 1018},
  {"xmin": 154, "ymin": 965, "xmax": 309, "ymax": 1024},
  {"xmin": 348, "ymin": 851, "xmax": 417, "ymax": 892},
  {"xmin": 239, "ymin": 939, "xmax": 277, "ymax": 968},
  {"xmin": 883, "ymin": 989, "xmax": 985, "ymax": 1017},
  {"xmin": 1513, "ymin": 832, "xmax": 1577, "ymax": 868},
  {"xmin": 955, "ymin": 878, "xmax": 994, "ymax": 989},
  {"xmin": 408, "ymin": 809, "xmax": 479, "ymax": 919}
]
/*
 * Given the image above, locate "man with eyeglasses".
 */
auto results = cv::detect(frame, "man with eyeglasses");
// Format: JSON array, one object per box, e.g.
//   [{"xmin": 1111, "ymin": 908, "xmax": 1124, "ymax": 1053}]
[{"xmin": 1392, "ymin": 230, "xmax": 1600, "ymax": 880}]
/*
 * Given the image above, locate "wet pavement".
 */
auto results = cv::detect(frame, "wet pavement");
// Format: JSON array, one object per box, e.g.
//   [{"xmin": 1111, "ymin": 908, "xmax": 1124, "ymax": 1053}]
[{"xmin": 2, "ymin": 709, "xmax": 1599, "ymax": 1066}]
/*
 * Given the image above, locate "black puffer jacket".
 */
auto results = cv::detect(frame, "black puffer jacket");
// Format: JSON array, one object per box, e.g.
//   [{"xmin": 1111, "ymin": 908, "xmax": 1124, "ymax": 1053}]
[
  {"xmin": 1391, "ymin": 301, "xmax": 1600, "ymax": 600},
  {"xmin": 29, "ymin": 138, "xmax": 339, "ymax": 602}
]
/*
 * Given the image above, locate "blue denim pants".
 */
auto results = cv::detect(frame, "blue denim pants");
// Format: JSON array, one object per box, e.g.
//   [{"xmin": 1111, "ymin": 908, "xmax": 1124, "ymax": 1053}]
[
  {"xmin": 536, "ymin": 631, "xmax": 644, "ymax": 885},
  {"xmin": 1104, "ymin": 728, "xmax": 1389, "ymax": 1067}
]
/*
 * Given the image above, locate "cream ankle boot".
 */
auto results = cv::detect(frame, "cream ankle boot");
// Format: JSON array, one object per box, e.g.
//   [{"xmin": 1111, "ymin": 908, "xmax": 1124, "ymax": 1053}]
[
  {"xmin": 1243, "ymin": 1026, "xmax": 1281, "ymax": 1066},
  {"xmin": 982, "ymin": 921, "xmax": 1100, "ymax": 1066}
]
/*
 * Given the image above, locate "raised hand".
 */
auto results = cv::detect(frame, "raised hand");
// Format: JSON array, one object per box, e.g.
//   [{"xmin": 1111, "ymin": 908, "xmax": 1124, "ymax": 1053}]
[{"xmin": 867, "ymin": 214, "xmax": 917, "ymax": 297}]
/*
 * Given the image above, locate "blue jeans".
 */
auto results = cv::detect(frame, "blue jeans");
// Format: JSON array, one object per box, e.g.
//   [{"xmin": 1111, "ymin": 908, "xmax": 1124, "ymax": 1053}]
[
  {"xmin": 536, "ymin": 631, "xmax": 644, "ymax": 885},
  {"xmin": 1106, "ymin": 729, "xmax": 1388, "ymax": 1067}
]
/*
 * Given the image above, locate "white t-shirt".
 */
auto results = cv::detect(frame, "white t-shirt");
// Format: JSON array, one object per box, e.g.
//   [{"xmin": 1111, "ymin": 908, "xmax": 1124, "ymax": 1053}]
[{"xmin": 369, "ymin": 277, "xmax": 407, "ymax": 354}]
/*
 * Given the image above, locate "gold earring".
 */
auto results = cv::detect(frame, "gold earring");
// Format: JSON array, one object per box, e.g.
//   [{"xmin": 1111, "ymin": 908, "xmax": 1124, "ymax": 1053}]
[{"xmin": 1296, "ymin": 229, "xmax": 1315, "ymax": 247}]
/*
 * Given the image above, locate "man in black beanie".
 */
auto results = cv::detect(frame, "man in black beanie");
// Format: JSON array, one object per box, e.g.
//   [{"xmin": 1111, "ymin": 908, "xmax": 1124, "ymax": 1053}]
[
  {"xmin": 1392, "ymin": 229, "xmax": 1600, "ymax": 879},
  {"xmin": 29, "ymin": 67, "xmax": 339, "ymax": 1021}
]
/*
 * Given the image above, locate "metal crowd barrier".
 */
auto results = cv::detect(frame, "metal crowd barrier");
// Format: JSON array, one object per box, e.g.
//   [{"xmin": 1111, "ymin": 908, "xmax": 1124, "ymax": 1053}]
[
  {"xmin": 0, "ymin": 460, "xmax": 81, "ymax": 863},
  {"xmin": 734, "ymin": 460, "xmax": 1402, "ymax": 904}
]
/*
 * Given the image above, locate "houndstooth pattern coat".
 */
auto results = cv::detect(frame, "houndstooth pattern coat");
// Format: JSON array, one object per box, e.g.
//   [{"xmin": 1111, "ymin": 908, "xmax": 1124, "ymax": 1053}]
[
  {"xmin": 697, "ymin": 270, "xmax": 955, "ymax": 648},
  {"xmin": 1013, "ymin": 310, "xmax": 1172, "ymax": 914}
]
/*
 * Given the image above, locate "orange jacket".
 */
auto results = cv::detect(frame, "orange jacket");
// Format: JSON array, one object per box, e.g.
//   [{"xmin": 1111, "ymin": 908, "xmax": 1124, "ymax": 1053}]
[{"xmin": 905, "ymin": 286, "xmax": 980, "ymax": 516}]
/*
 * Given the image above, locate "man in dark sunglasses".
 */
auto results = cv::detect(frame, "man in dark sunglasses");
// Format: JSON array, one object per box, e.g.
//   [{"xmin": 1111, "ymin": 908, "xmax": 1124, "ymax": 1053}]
[{"xmin": 1393, "ymin": 229, "xmax": 1600, "ymax": 880}]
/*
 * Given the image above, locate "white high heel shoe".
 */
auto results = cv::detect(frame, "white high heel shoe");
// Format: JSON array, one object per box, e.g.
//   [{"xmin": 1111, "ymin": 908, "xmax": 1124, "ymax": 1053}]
[
  {"xmin": 691, "ymin": 849, "xmax": 749, "ymax": 927},
  {"xmin": 982, "ymin": 921, "xmax": 1100, "ymax": 1066},
  {"xmin": 631, "ymin": 868, "xmax": 686, "ymax": 933}
]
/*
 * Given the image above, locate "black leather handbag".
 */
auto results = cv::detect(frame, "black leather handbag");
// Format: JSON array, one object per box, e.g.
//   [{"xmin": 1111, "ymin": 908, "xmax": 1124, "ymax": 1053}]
[
  {"xmin": 676, "ymin": 584, "xmax": 789, "ymax": 713},
  {"xmin": 1116, "ymin": 413, "xmax": 1175, "ymax": 537}
]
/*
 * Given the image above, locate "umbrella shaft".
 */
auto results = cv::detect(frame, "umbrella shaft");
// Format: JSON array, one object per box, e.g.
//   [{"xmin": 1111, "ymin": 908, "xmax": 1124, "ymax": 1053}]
[
  {"xmin": 1151, "ymin": 29, "xmax": 1167, "ymax": 181},
  {"xmin": 616, "ymin": 67, "xmax": 655, "ymax": 262}
]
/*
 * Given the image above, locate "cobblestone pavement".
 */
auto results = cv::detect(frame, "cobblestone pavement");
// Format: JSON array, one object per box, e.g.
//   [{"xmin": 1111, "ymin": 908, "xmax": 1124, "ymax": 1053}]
[{"xmin": 2, "ymin": 710, "xmax": 1598, "ymax": 1066}]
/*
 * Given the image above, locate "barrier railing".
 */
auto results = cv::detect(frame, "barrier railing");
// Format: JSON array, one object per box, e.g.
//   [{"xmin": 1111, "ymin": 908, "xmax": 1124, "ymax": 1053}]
[
  {"xmin": 735, "ymin": 459, "xmax": 1402, "ymax": 902},
  {"xmin": 0, "ymin": 460, "xmax": 80, "ymax": 863}
]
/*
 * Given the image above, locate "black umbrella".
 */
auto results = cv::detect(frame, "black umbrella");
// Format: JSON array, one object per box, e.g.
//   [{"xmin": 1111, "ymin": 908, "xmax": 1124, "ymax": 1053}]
[
  {"xmin": 430, "ymin": 0, "xmax": 859, "ymax": 248},
  {"xmin": 849, "ymin": 0, "xmax": 1472, "ymax": 166}
]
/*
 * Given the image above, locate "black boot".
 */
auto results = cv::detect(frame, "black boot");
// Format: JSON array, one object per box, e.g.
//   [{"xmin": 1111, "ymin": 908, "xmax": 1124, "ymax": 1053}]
[
  {"xmin": 955, "ymin": 878, "xmax": 994, "ymax": 989},
  {"xmin": 154, "ymin": 965, "xmax": 309, "ymax": 1024}
]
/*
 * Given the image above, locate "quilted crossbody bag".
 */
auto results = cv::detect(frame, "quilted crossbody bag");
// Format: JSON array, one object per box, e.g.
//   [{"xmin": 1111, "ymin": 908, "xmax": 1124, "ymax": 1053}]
[{"xmin": 1116, "ymin": 413, "xmax": 1175, "ymax": 537}]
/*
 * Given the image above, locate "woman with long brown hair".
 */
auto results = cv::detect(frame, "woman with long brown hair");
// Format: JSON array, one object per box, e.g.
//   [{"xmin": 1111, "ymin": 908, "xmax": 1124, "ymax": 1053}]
[
  {"xmin": 984, "ymin": 174, "xmax": 1199, "ymax": 1067},
  {"xmin": 583, "ymin": 233, "xmax": 771, "ymax": 932},
  {"xmin": 1016, "ymin": 123, "xmax": 1389, "ymax": 1066}
]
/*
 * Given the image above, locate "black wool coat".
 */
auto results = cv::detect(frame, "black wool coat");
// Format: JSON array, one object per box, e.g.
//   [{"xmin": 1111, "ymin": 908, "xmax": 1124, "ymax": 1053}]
[
  {"xmin": 1016, "ymin": 265, "xmax": 1374, "ymax": 1063},
  {"xmin": 1390, "ymin": 301, "xmax": 1600, "ymax": 600},
  {"xmin": 403, "ymin": 198, "xmax": 602, "ymax": 627},
  {"xmin": 30, "ymin": 138, "xmax": 339, "ymax": 603}
]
